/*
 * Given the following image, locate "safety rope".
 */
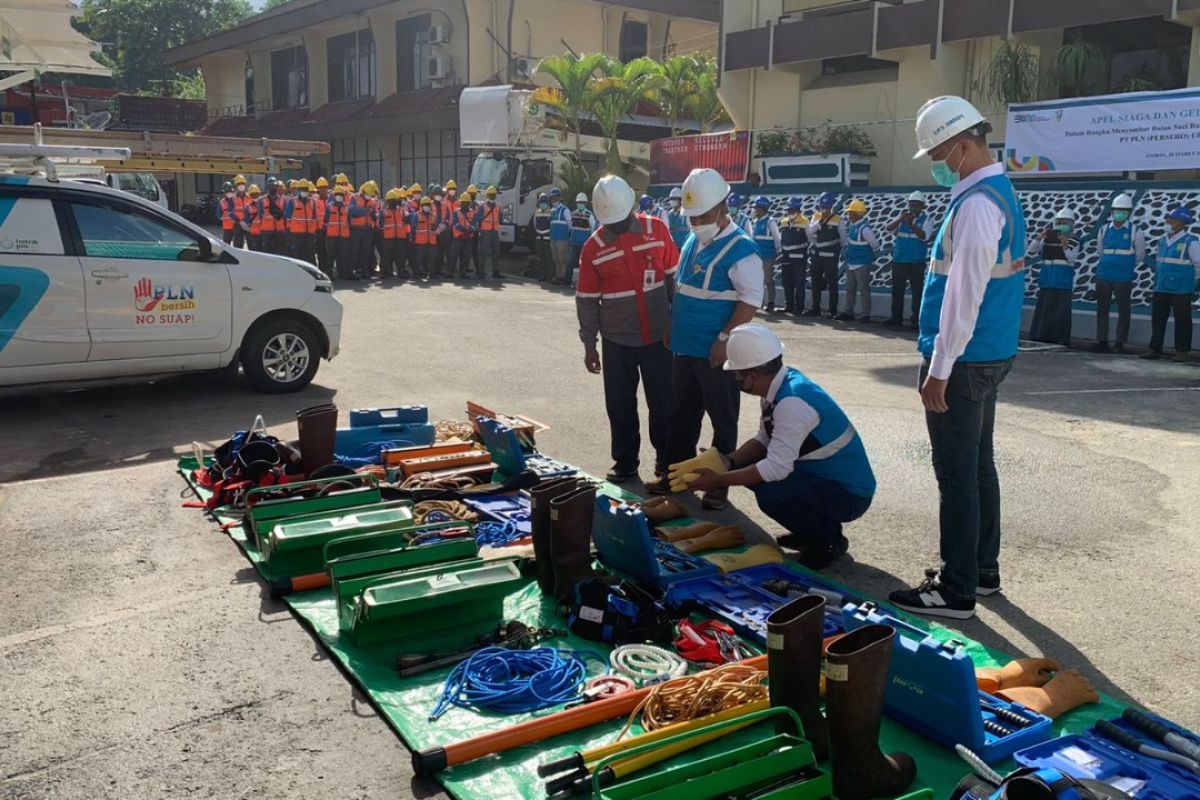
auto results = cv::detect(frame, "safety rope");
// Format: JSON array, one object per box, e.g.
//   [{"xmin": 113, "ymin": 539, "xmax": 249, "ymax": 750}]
[
  {"xmin": 413, "ymin": 500, "xmax": 478, "ymax": 525},
  {"xmin": 609, "ymin": 644, "xmax": 688, "ymax": 686},
  {"xmin": 429, "ymin": 646, "xmax": 589, "ymax": 721},
  {"xmin": 434, "ymin": 419, "xmax": 475, "ymax": 442},
  {"xmin": 474, "ymin": 520, "xmax": 530, "ymax": 548},
  {"xmin": 398, "ymin": 472, "xmax": 478, "ymax": 491},
  {"xmin": 617, "ymin": 662, "xmax": 768, "ymax": 735}
]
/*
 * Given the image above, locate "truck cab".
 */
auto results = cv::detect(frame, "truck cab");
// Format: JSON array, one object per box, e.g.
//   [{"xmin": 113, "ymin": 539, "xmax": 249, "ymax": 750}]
[{"xmin": 468, "ymin": 151, "xmax": 557, "ymax": 248}]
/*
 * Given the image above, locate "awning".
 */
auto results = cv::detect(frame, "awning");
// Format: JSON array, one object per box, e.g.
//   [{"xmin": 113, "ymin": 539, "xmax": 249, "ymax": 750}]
[{"xmin": 0, "ymin": 0, "xmax": 112, "ymax": 87}]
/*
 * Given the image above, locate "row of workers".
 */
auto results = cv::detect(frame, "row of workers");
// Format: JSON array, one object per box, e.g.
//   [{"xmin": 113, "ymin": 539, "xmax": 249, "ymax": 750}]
[{"xmin": 217, "ymin": 175, "xmax": 508, "ymax": 281}]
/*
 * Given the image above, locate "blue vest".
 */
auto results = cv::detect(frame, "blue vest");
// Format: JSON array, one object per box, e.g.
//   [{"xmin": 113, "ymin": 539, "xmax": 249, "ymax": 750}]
[
  {"xmin": 891, "ymin": 212, "xmax": 929, "ymax": 264},
  {"xmin": 667, "ymin": 209, "xmax": 690, "ymax": 248},
  {"xmin": 671, "ymin": 227, "xmax": 759, "ymax": 359},
  {"xmin": 768, "ymin": 368, "xmax": 876, "ymax": 497},
  {"xmin": 549, "ymin": 204, "xmax": 571, "ymax": 241},
  {"xmin": 919, "ymin": 173, "xmax": 1027, "ymax": 363},
  {"xmin": 733, "ymin": 210, "xmax": 750, "ymax": 232},
  {"xmin": 1155, "ymin": 232, "xmax": 1198, "ymax": 294},
  {"xmin": 844, "ymin": 220, "xmax": 874, "ymax": 268},
  {"xmin": 1096, "ymin": 223, "xmax": 1137, "ymax": 282},
  {"xmin": 779, "ymin": 215, "xmax": 809, "ymax": 262},
  {"xmin": 1036, "ymin": 239, "xmax": 1075, "ymax": 291},
  {"xmin": 751, "ymin": 215, "xmax": 777, "ymax": 261}
]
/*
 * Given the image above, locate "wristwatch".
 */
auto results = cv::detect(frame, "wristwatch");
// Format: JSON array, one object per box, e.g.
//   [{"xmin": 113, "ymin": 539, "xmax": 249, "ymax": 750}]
[{"xmin": 717, "ymin": 332, "xmax": 730, "ymax": 342}]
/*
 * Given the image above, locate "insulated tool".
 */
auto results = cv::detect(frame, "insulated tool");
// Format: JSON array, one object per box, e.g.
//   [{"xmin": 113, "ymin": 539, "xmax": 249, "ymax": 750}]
[
  {"xmin": 412, "ymin": 654, "xmax": 767, "ymax": 776},
  {"xmin": 1094, "ymin": 720, "xmax": 1200, "ymax": 775},
  {"xmin": 1121, "ymin": 707, "xmax": 1200, "ymax": 763},
  {"xmin": 396, "ymin": 621, "xmax": 563, "ymax": 677}
]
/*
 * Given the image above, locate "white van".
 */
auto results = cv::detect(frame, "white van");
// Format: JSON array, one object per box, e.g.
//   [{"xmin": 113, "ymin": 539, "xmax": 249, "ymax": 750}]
[
  {"xmin": 0, "ymin": 174, "xmax": 342, "ymax": 393},
  {"xmin": 107, "ymin": 172, "xmax": 169, "ymax": 209}
]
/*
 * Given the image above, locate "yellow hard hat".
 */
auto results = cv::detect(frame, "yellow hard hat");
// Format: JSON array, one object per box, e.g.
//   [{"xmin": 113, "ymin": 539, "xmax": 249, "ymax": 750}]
[
  {"xmin": 359, "ymin": 181, "xmax": 375, "ymax": 196},
  {"xmin": 335, "ymin": 173, "xmax": 350, "ymax": 184},
  {"xmin": 385, "ymin": 188, "xmax": 400, "ymax": 201},
  {"xmin": 333, "ymin": 184, "xmax": 347, "ymax": 195},
  {"xmin": 315, "ymin": 176, "xmax": 330, "ymax": 189},
  {"xmin": 486, "ymin": 185, "xmax": 498, "ymax": 196},
  {"xmin": 286, "ymin": 179, "xmax": 298, "ymax": 189},
  {"xmin": 420, "ymin": 195, "xmax": 432, "ymax": 205},
  {"xmin": 409, "ymin": 182, "xmax": 423, "ymax": 193},
  {"xmin": 247, "ymin": 184, "xmax": 261, "ymax": 196},
  {"xmin": 444, "ymin": 179, "xmax": 457, "ymax": 190},
  {"xmin": 848, "ymin": 199, "xmax": 868, "ymax": 213},
  {"xmin": 232, "ymin": 174, "xmax": 247, "ymax": 186},
  {"xmin": 466, "ymin": 183, "xmax": 478, "ymax": 194}
]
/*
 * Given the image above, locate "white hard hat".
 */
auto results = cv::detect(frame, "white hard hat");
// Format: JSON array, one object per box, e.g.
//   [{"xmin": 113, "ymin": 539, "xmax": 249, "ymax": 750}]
[
  {"xmin": 575, "ymin": 192, "xmax": 588, "ymax": 203},
  {"xmin": 1055, "ymin": 207, "xmax": 1076, "ymax": 222},
  {"xmin": 680, "ymin": 168, "xmax": 730, "ymax": 218},
  {"xmin": 1112, "ymin": 193, "xmax": 1134, "ymax": 210},
  {"xmin": 722, "ymin": 323, "xmax": 784, "ymax": 371},
  {"xmin": 908, "ymin": 191, "xmax": 927, "ymax": 204},
  {"xmin": 913, "ymin": 95, "xmax": 987, "ymax": 159},
  {"xmin": 669, "ymin": 187, "xmax": 682, "ymax": 199},
  {"xmin": 590, "ymin": 175, "xmax": 634, "ymax": 226}
]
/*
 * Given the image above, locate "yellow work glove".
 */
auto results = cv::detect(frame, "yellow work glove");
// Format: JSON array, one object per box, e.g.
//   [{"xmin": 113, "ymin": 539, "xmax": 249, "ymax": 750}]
[{"xmin": 666, "ymin": 449, "xmax": 728, "ymax": 492}]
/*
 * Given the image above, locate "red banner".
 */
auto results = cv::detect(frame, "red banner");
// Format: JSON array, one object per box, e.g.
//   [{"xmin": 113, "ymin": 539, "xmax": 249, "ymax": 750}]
[{"xmin": 650, "ymin": 132, "xmax": 750, "ymax": 185}]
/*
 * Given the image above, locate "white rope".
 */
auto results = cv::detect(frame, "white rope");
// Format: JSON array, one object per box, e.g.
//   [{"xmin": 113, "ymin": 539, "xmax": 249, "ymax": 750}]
[{"xmin": 610, "ymin": 644, "xmax": 688, "ymax": 686}]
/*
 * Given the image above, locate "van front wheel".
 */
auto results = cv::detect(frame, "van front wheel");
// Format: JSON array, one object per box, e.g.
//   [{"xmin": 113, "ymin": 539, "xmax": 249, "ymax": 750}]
[{"xmin": 241, "ymin": 319, "xmax": 320, "ymax": 393}]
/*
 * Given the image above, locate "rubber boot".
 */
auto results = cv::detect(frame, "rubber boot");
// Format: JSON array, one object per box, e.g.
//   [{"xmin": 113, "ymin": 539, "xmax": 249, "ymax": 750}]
[
  {"xmin": 826, "ymin": 624, "xmax": 917, "ymax": 800},
  {"xmin": 766, "ymin": 595, "xmax": 829, "ymax": 759},
  {"xmin": 296, "ymin": 404, "xmax": 338, "ymax": 475},
  {"xmin": 528, "ymin": 478, "xmax": 583, "ymax": 594},
  {"xmin": 549, "ymin": 483, "xmax": 598, "ymax": 604}
]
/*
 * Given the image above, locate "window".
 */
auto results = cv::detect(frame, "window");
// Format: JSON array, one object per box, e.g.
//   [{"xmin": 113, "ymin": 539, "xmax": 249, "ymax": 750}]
[
  {"xmin": 114, "ymin": 173, "xmax": 160, "ymax": 203},
  {"xmin": 619, "ymin": 18, "xmax": 648, "ymax": 62},
  {"xmin": 520, "ymin": 159, "xmax": 553, "ymax": 194},
  {"xmin": 270, "ymin": 45, "xmax": 308, "ymax": 110},
  {"xmin": 396, "ymin": 13, "xmax": 432, "ymax": 92},
  {"xmin": 398, "ymin": 129, "xmax": 471, "ymax": 187},
  {"xmin": 1063, "ymin": 18, "xmax": 1189, "ymax": 94},
  {"xmin": 69, "ymin": 202, "xmax": 203, "ymax": 261},
  {"xmin": 327, "ymin": 29, "xmax": 376, "ymax": 102},
  {"xmin": 331, "ymin": 137, "xmax": 391, "ymax": 189},
  {"xmin": 469, "ymin": 154, "xmax": 519, "ymax": 193},
  {"xmin": 244, "ymin": 60, "xmax": 255, "ymax": 116},
  {"xmin": 0, "ymin": 196, "xmax": 63, "ymax": 254}
]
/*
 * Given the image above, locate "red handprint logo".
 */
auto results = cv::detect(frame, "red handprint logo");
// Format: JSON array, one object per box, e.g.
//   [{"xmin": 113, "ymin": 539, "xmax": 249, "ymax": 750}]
[{"xmin": 133, "ymin": 277, "xmax": 160, "ymax": 312}]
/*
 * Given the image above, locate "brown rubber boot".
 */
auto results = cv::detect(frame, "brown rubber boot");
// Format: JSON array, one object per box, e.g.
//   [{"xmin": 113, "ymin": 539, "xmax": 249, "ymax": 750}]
[
  {"xmin": 826, "ymin": 624, "xmax": 917, "ymax": 800},
  {"xmin": 549, "ymin": 483, "xmax": 598, "ymax": 604},
  {"xmin": 528, "ymin": 477, "xmax": 583, "ymax": 594},
  {"xmin": 296, "ymin": 404, "xmax": 338, "ymax": 475},
  {"xmin": 766, "ymin": 595, "xmax": 829, "ymax": 759}
]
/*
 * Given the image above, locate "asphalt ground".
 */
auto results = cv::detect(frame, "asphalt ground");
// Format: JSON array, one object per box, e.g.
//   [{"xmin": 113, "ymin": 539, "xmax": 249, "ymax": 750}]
[{"xmin": 3, "ymin": 259, "xmax": 1199, "ymax": 798}]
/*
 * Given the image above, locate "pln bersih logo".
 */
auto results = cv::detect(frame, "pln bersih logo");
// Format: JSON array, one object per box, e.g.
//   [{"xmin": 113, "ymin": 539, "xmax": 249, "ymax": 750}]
[{"xmin": 134, "ymin": 278, "xmax": 198, "ymax": 315}]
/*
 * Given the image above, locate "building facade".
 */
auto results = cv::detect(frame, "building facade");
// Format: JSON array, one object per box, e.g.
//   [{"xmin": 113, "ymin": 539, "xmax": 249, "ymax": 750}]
[
  {"xmin": 720, "ymin": 0, "xmax": 1200, "ymax": 186},
  {"xmin": 166, "ymin": 0, "xmax": 718, "ymax": 191}
]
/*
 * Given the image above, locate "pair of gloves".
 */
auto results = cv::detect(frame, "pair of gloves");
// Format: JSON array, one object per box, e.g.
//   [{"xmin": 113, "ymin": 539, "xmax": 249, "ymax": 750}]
[
  {"xmin": 977, "ymin": 658, "xmax": 1099, "ymax": 719},
  {"xmin": 653, "ymin": 520, "xmax": 745, "ymax": 554},
  {"xmin": 665, "ymin": 449, "xmax": 729, "ymax": 492}
]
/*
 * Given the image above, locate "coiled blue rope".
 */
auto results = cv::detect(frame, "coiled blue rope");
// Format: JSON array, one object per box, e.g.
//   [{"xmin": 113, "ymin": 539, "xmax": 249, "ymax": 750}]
[
  {"xmin": 428, "ymin": 646, "xmax": 588, "ymax": 721},
  {"xmin": 474, "ymin": 520, "xmax": 529, "ymax": 547}
]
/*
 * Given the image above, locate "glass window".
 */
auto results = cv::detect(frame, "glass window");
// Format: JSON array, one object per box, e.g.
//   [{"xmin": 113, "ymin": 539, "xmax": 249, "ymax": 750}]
[
  {"xmin": 619, "ymin": 19, "xmax": 648, "ymax": 62},
  {"xmin": 820, "ymin": 55, "xmax": 895, "ymax": 76},
  {"xmin": 327, "ymin": 28, "xmax": 375, "ymax": 102},
  {"xmin": 270, "ymin": 45, "xmax": 308, "ymax": 110},
  {"xmin": 521, "ymin": 159, "xmax": 553, "ymax": 193},
  {"xmin": 114, "ymin": 173, "xmax": 160, "ymax": 202},
  {"xmin": 396, "ymin": 13, "xmax": 433, "ymax": 92},
  {"xmin": 70, "ymin": 202, "xmax": 204, "ymax": 261},
  {"xmin": 470, "ymin": 154, "xmax": 520, "ymax": 191}
]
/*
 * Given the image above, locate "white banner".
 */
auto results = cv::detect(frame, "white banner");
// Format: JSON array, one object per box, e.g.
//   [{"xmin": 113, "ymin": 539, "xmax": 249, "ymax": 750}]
[{"xmin": 1006, "ymin": 87, "xmax": 1200, "ymax": 175}]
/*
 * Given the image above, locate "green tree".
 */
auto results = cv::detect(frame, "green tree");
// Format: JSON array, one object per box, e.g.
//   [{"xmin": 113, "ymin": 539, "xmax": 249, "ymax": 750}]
[
  {"xmin": 75, "ymin": 0, "xmax": 251, "ymax": 94},
  {"xmin": 653, "ymin": 54, "xmax": 700, "ymax": 136},
  {"xmin": 263, "ymin": 0, "xmax": 292, "ymax": 8},
  {"xmin": 534, "ymin": 53, "xmax": 608, "ymax": 167},
  {"xmin": 588, "ymin": 56, "xmax": 665, "ymax": 175},
  {"xmin": 687, "ymin": 54, "xmax": 729, "ymax": 133}
]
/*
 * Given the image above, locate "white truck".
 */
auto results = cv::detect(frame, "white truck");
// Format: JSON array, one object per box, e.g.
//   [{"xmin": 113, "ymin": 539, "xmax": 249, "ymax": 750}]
[{"xmin": 459, "ymin": 85, "xmax": 650, "ymax": 249}]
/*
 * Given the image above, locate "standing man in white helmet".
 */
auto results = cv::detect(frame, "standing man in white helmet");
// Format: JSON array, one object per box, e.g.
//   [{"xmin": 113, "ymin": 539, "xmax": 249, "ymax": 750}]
[
  {"xmin": 683, "ymin": 323, "xmax": 877, "ymax": 569},
  {"xmin": 567, "ymin": 192, "xmax": 598, "ymax": 287},
  {"xmin": 885, "ymin": 191, "xmax": 934, "ymax": 327},
  {"xmin": 889, "ymin": 96, "xmax": 1028, "ymax": 620},
  {"xmin": 1027, "ymin": 208, "xmax": 1080, "ymax": 347},
  {"xmin": 1092, "ymin": 193, "xmax": 1146, "ymax": 353},
  {"xmin": 647, "ymin": 168, "xmax": 763, "ymax": 509},
  {"xmin": 575, "ymin": 175, "xmax": 680, "ymax": 483}
]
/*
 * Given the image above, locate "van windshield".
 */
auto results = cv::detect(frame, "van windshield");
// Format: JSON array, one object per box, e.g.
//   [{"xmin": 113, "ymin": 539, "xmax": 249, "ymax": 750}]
[
  {"xmin": 469, "ymin": 155, "xmax": 519, "ymax": 191},
  {"xmin": 115, "ymin": 173, "xmax": 160, "ymax": 202}
]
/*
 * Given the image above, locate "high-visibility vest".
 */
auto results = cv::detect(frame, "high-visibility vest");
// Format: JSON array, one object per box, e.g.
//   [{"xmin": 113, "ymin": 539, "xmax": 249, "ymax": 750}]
[
  {"xmin": 220, "ymin": 196, "xmax": 238, "ymax": 230},
  {"xmin": 380, "ymin": 207, "xmax": 407, "ymax": 240},
  {"xmin": 452, "ymin": 209, "xmax": 474, "ymax": 239},
  {"xmin": 314, "ymin": 197, "xmax": 327, "ymax": 232},
  {"xmin": 326, "ymin": 203, "xmax": 351, "ymax": 238},
  {"xmin": 440, "ymin": 197, "xmax": 456, "ymax": 223},
  {"xmin": 248, "ymin": 200, "xmax": 261, "ymax": 236},
  {"xmin": 288, "ymin": 198, "xmax": 319, "ymax": 235},
  {"xmin": 260, "ymin": 195, "xmax": 285, "ymax": 233},
  {"xmin": 350, "ymin": 195, "xmax": 376, "ymax": 228},
  {"xmin": 413, "ymin": 211, "xmax": 436, "ymax": 245},
  {"xmin": 478, "ymin": 202, "xmax": 500, "ymax": 232}
]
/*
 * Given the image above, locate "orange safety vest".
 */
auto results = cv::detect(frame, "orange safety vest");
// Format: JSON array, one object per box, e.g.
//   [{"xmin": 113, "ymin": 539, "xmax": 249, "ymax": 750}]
[
  {"xmin": 326, "ymin": 203, "xmax": 351, "ymax": 238},
  {"xmin": 478, "ymin": 202, "xmax": 500, "ymax": 232},
  {"xmin": 349, "ymin": 195, "xmax": 376, "ymax": 228},
  {"xmin": 380, "ymin": 207, "xmax": 407, "ymax": 240},
  {"xmin": 440, "ymin": 197, "xmax": 456, "ymax": 222},
  {"xmin": 220, "ymin": 195, "xmax": 238, "ymax": 230},
  {"xmin": 260, "ymin": 195, "xmax": 285, "ymax": 233},
  {"xmin": 287, "ymin": 198, "xmax": 319, "ymax": 235},
  {"xmin": 451, "ymin": 209, "xmax": 474, "ymax": 239},
  {"xmin": 315, "ymin": 196, "xmax": 327, "ymax": 231},
  {"xmin": 413, "ymin": 211, "xmax": 436, "ymax": 245},
  {"xmin": 248, "ymin": 200, "xmax": 261, "ymax": 236}
]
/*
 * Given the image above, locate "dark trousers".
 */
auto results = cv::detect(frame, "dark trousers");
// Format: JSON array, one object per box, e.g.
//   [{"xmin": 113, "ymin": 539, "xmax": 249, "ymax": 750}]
[
  {"xmin": 261, "ymin": 231, "xmax": 285, "ymax": 256},
  {"xmin": 1028, "ymin": 288, "xmax": 1073, "ymax": 347},
  {"xmin": 665, "ymin": 354, "xmax": 741, "ymax": 464},
  {"xmin": 810, "ymin": 257, "xmax": 839, "ymax": 314},
  {"xmin": 222, "ymin": 228, "xmax": 234, "ymax": 245},
  {"xmin": 289, "ymin": 233, "xmax": 314, "ymax": 264},
  {"xmin": 349, "ymin": 228, "xmax": 373, "ymax": 277},
  {"xmin": 1149, "ymin": 291, "xmax": 1194, "ymax": 353},
  {"xmin": 602, "ymin": 339, "xmax": 673, "ymax": 473},
  {"xmin": 1094, "ymin": 279, "xmax": 1132, "ymax": 346},
  {"xmin": 438, "ymin": 230, "xmax": 452, "ymax": 270},
  {"xmin": 247, "ymin": 234, "xmax": 260, "ymax": 252},
  {"xmin": 414, "ymin": 244, "xmax": 437, "ymax": 277},
  {"xmin": 753, "ymin": 473, "xmax": 872, "ymax": 548},
  {"xmin": 535, "ymin": 239, "xmax": 553, "ymax": 280},
  {"xmin": 920, "ymin": 357, "xmax": 1013, "ymax": 598},
  {"xmin": 315, "ymin": 231, "xmax": 328, "ymax": 272},
  {"xmin": 450, "ymin": 238, "xmax": 476, "ymax": 277},
  {"xmin": 779, "ymin": 255, "xmax": 806, "ymax": 312},
  {"xmin": 479, "ymin": 231, "xmax": 501, "ymax": 276},
  {"xmin": 328, "ymin": 236, "xmax": 351, "ymax": 278},
  {"xmin": 567, "ymin": 244, "xmax": 584, "ymax": 286},
  {"xmin": 378, "ymin": 238, "xmax": 400, "ymax": 276},
  {"xmin": 890, "ymin": 262, "xmax": 925, "ymax": 323}
]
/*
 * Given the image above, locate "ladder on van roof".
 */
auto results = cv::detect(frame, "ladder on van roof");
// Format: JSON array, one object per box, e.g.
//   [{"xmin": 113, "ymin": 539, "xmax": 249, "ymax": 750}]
[{"xmin": 0, "ymin": 124, "xmax": 131, "ymax": 181}]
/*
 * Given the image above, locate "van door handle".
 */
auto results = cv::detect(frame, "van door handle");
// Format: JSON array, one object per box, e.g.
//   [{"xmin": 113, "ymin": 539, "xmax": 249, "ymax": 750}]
[{"xmin": 91, "ymin": 268, "xmax": 129, "ymax": 279}]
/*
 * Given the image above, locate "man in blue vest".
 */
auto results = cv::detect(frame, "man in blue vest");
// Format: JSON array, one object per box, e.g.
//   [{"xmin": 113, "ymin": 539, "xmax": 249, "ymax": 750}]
[
  {"xmin": 889, "ymin": 95, "xmax": 1027, "ymax": 620},
  {"xmin": 548, "ymin": 187, "xmax": 571, "ymax": 284},
  {"xmin": 666, "ymin": 187, "xmax": 690, "ymax": 248},
  {"xmin": 1092, "ymin": 193, "xmax": 1146, "ymax": 353},
  {"xmin": 684, "ymin": 324, "xmax": 876, "ymax": 569},
  {"xmin": 1141, "ymin": 205, "xmax": 1200, "ymax": 361},
  {"xmin": 885, "ymin": 191, "xmax": 934, "ymax": 327},
  {"xmin": 728, "ymin": 193, "xmax": 750, "ymax": 232},
  {"xmin": 750, "ymin": 196, "xmax": 782, "ymax": 312},
  {"xmin": 648, "ymin": 168, "xmax": 763, "ymax": 509},
  {"xmin": 839, "ymin": 199, "xmax": 879, "ymax": 322},
  {"xmin": 778, "ymin": 198, "xmax": 810, "ymax": 315}
]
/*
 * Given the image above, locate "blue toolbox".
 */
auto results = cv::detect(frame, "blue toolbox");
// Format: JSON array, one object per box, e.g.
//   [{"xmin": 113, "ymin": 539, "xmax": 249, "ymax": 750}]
[
  {"xmin": 591, "ymin": 495, "xmax": 718, "ymax": 588},
  {"xmin": 1014, "ymin": 713, "xmax": 1200, "ymax": 800},
  {"xmin": 844, "ymin": 601, "xmax": 1053, "ymax": 763},
  {"xmin": 462, "ymin": 492, "xmax": 531, "ymax": 535},
  {"xmin": 725, "ymin": 562, "xmax": 864, "ymax": 636},
  {"xmin": 335, "ymin": 420, "xmax": 436, "ymax": 454},
  {"xmin": 665, "ymin": 573, "xmax": 785, "ymax": 644},
  {"xmin": 348, "ymin": 406, "xmax": 428, "ymax": 427},
  {"xmin": 475, "ymin": 416, "xmax": 576, "ymax": 480}
]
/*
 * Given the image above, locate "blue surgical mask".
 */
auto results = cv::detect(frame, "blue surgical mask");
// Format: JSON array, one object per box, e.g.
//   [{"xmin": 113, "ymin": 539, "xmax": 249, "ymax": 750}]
[
  {"xmin": 1113, "ymin": 211, "xmax": 1129, "ymax": 223},
  {"xmin": 1056, "ymin": 224, "xmax": 1072, "ymax": 235},
  {"xmin": 539, "ymin": 202, "xmax": 549, "ymax": 210}
]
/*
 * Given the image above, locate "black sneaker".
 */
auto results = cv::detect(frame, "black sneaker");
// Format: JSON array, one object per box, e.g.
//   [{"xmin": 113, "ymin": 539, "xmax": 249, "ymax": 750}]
[
  {"xmin": 796, "ymin": 536, "xmax": 849, "ymax": 570},
  {"xmin": 801, "ymin": 309, "xmax": 820, "ymax": 318},
  {"xmin": 977, "ymin": 572, "xmax": 1002, "ymax": 597},
  {"xmin": 835, "ymin": 312, "xmax": 854, "ymax": 322},
  {"xmin": 1140, "ymin": 350, "xmax": 1161, "ymax": 360},
  {"xmin": 888, "ymin": 570, "xmax": 976, "ymax": 620},
  {"xmin": 1112, "ymin": 343, "xmax": 1126, "ymax": 354},
  {"xmin": 605, "ymin": 464, "xmax": 639, "ymax": 483}
]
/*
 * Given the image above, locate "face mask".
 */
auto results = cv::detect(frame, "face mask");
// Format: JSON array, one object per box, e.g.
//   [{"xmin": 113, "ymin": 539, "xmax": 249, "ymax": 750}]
[
  {"xmin": 334, "ymin": 197, "xmax": 344, "ymax": 204},
  {"xmin": 1113, "ymin": 211, "xmax": 1129, "ymax": 223},
  {"xmin": 236, "ymin": 186, "xmax": 246, "ymax": 194},
  {"xmin": 538, "ymin": 202, "xmax": 549, "ymax": 210},
  {"xmin": 488, "ymin": 198, "xmax": 497, "ymax": 204},
  {"xmin": 930, "ymin": 143, "xmax": 965, "ymax": 187},
  {"xmin": 606, "ymin": 217, "xmax": 632, "ymax": 236},
  {"xmin": 299, "ymin": 191, "xmax": 309, "ymax": 200},
  {"xmin": 225, "ymin": 192, "xmax": 234, "ymax": 198},
  {"xmin": 577, "ymin": 203, "xmax": 586, "ymax": 211},
  {"xmin": 670, "ymin": 199, "xmax": 680, "ymax": 207},
  {"xmin": 448, "ymin": 190, "xmax": 456, "ymax": 197},
  {"xmin": 1056, "ymin": 224, "xmax": 1071, "ymax": 235},
  {"xmin": 690, "ymin": 221, "xmax": 719, "ymax": 244}
]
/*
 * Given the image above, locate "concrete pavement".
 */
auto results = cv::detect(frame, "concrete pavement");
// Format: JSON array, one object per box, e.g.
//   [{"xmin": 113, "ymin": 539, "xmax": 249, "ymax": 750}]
[{"xmin": 2, "ymin": 264, "xmax": 1198, "ymax": 798}]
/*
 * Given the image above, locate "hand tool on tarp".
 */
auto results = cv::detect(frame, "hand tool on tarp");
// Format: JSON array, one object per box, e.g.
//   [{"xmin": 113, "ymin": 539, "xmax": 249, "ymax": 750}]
[
  {"xmin": 1095, "ymin": 720, "xmax": 1200, "ymax": 775},
  {"xmin": 1121, "ymin": 708, "xmax": 1200, "ymax": 763},
  {"xmin": 397, "ymin": 621, "xmax": 565, "ymax": 677},
  {"xmin": 411, "ymin": 653, "xmax": 768, "ymax": 776}
]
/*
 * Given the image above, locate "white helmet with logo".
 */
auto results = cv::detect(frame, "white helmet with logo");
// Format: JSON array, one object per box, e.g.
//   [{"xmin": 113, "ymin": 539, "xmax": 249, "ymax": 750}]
[
  {"xmin": 680, "ymin": 168, "xmax": 730, "ymax": 218},
  {"xmin": 723, "ymin": 323, "xmax": 784, "ymax": 371},
  {"xmin": 1055, "ymin": 207, "xmax": 1076, "ymax": 222},
  {"xmin": 575, "ymin": 192, "xmax": 588, "ymax": 203},
  {"xmin": 590, "ymin": 176, "xmax": 635, "ymax": 226},
  {"xmin": 1112, "ymin": 193, "xmax": 1133, "ymax": 210},
  {"xmin": 908, "ymin": 191, "xmax": 927, "ymax": 204},
  {"xmin": 913, "ymin": 95, "xmax": 987, "ymax": 159}
]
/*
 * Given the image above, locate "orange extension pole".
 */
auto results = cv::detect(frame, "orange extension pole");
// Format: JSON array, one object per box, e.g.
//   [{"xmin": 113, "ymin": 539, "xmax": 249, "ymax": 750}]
[{"xmin": 411, "ymin": 654, "xmax": 768, "ymax": 776}]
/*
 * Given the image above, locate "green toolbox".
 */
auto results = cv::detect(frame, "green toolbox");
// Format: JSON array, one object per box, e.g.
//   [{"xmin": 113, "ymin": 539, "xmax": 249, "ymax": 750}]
[
  {"xmin": 252, "ymin": 499, "xmax": 413, "ymax": 552},
  {"xmin": 244, "ymin": 474, "xmax": 382, "ymax": 548},
  {"xmin": 348, "ymin": 559, "xmax": 523, "ymax": 647},
  {"xmin": 260, "ymin": 504, "xmax": 414, "ymax": 578}
]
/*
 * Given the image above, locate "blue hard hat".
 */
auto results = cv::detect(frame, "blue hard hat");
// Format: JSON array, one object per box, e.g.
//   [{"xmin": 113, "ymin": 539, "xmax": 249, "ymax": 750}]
[
  {"xmin": 1168, "ymin": 206, "xmax": 1195, "ymax": 225},
  {"xmin": 787, "ymin": 197, "xmax": 803, "ymax": 211},
  {"xmin": 753, "ymin": 195, "xmax": 771, "ymax": 209},
  {"xmin": 817, "ymin": 192, "xmax": 836, "ymax": 209},
  {"xmin": 728, "ymin": 193, "xmax": 743, "ymax": 207},
  {"xmin": 548, "ymin": 187, "xmax": 562, "ymax": 197},
  {"xmin": 640, "ymin": 194, "xmax": 653, "ymax": 210}
]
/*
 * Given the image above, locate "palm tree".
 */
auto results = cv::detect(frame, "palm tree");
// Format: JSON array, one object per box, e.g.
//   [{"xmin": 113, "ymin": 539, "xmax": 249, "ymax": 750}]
[
  {"xmin": 534, "ymin": 53, "xmax": 608, "ymax": 167},
  {"xmin": 688, "ymin": 55, "xmax": 729, "ymax": 133},
  {"xmin": 653, "ymin": 54, "xmax": 701, "ymax": 135},
  {"xmin": 588, "ymin": 56, "xmax": 666, "ymax": 175}
]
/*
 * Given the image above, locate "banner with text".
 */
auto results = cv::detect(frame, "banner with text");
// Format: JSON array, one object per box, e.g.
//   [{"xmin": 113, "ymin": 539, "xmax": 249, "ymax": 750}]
[
  {"xmin": 650, "ymin": 131, "xmax": 750, "ymax": 185},
  {"xmin": 1006, "ymin": 88, "xmax": 1200, "ymax": 175}
]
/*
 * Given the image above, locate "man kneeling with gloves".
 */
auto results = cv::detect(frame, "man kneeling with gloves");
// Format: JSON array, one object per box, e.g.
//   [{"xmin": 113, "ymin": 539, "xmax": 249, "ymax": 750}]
[{"xmin": 681, "ymin": 323, "xmax": 876, "ymax": 569}]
